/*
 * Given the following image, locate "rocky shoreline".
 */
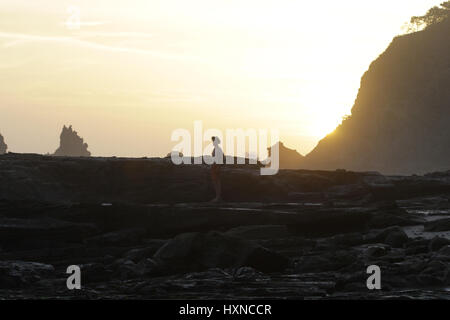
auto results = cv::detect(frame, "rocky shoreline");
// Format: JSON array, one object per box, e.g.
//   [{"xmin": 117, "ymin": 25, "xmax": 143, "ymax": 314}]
[{"xmin": 0, "ymin": 154, "xmax": 449, "ymax": 299}]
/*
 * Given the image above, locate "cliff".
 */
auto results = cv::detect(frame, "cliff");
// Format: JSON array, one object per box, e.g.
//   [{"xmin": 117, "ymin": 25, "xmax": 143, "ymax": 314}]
[{"xmin": 302, "ymin": 18, "xmax": 450, "ymax": 175}]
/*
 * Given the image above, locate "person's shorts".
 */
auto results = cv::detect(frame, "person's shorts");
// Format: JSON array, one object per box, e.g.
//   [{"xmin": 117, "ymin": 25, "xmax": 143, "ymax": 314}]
[{"xmin": 211, "ymin": 164, "xmax": 221, "ymax": 179}]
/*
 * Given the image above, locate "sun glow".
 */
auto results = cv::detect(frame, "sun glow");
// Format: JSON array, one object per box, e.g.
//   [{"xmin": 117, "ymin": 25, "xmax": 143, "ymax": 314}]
[
  {"xmin": 307, "ymin": 115, "xmax": 343, "ymax": 138},
  {"xmin": 0, "ymin": 0, "xmax": 441, "ymax": 156}
]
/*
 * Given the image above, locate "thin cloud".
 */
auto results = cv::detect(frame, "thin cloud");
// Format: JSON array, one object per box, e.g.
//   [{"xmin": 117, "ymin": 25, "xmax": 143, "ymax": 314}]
[
  {"xmin": 75, "ymin": 31, "xmax": 154, "ymax": 39},
  {"xmin": 62, "ymin": 21, "xmax": 108, "ymax": 28},
  {"xmin": 0, "ymin": 31, "xmax": 194, "ymax": 61}
]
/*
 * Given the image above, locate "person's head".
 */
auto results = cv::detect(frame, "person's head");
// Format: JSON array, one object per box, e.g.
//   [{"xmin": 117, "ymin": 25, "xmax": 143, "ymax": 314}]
[{"xmin": 212, "ymin": 136, "xmax": 221, "ymax": 146}]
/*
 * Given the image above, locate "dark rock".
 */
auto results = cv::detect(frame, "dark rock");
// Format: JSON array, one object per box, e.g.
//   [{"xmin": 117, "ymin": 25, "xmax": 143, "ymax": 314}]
[
  {"xmin": 385, "ymin": 231, "xmax": 409, "ymax": 248},
  {"xmin": 295, "ymin": 250, "xmax": 358, "ymax": 273},
  {"xmin": 405, "ymin": 239, "xmax": 429, "ymax": 255},
  {"xmin": 123, "ymin": 240, "xmax": 166, "ymax": 263},
  {"xmin": 393, "ymin": 258, "xmax": 428, "ymax": 274},
  {"xmin": 368, "ymin": 213, "xmax": 417, "ymax": 229},
  {"xmin": 112, "ymin": 259, "xmax": 140, "ymax": 279},
  {"xmin": 375, "ymin": 227, "xmax": 410, "ymax": 248},
  {"xmin": 0, "ymin": 133, "xmax": 7, "ymax": 154},
  {"xmin": 85, "ymin": 228, "xmax": 146, "ymax": 246},
  {"xmin": 428, "ymin": 237, "xmax": 450, "ymax": 252},
  {"xmin": 436, "ymin": 245, "xmax": 450, "ymax": 258},
  {"xmin": 232, "ymin": 267, "xmax": 265, "ymax": 281},
  {"xmin": 0, "ymin": 261, "xmax": 55, "ymax": 288},
  {"xmin": 110, "ymin": 258, "xmax": 158, "ymax": 279},
  {"xmin": 424, "ymin": 218, "xmax": 450, "ymax": 232},
  {"xmin": 0, "ymin": 217, "xmax": 98, "ymax": 248},
  {"xmin": 366, "ymin": 245, "xmax": 390, "ymax": 258},
  {"xmin": 325, "ymin": 184, "xmax": 368, "ymax": 200},
  {"xmin": 335, "ymin": 271, "xmax": 366, "ymax": 291},
  {"xmin": 287, "ymin": 192, "xmax": 324, "ymax": 202},
  {"xmin": 367, "ymin": 202, "xmax": 420, "ymax": 229},
  {"xmin": 153, "ymin": 231, "xmax": 289, "ymax": 274},
  {"xmin": 417, "ymin": 260, "xmax": 449, "ymax": 286},
  {"xmin": 225, "ymin": 225, "xmax": 290, "ymax": 240},
  {"xmin": 80, "ymin": 263, "xmax": 113, "ymax": 283},
  {"xmin": 378, "ymin": 248, "xmax": 406, "ymax": 263},
  {"xmin": 288, "ymin": 208, "xmax": 372, "ymax": 236},
  {"xmin": 363, "ymin": 175, "xmax": 396, "ymax": 201},
  {"xmin": 183, "ymin": 268, "xmax": 233, "ymax": 281},
  {"xmin": 135, "ymin": 258, "xmax": 159, "ymax": 276},
  {"xmin": 331, "ymin": 233, "xmax": 365, "ymax": 246}
]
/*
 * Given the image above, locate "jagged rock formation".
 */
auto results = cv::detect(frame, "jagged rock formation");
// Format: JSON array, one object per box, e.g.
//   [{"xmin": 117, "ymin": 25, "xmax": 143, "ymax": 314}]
[
  {"xmin": 0, "ymin": 133, "xmax": 7, "ymax": 154},
  {"xmin": 268, "ymin": 142, "xmax": 304, "ymax": 169},
  {"xmin": 301, "ymin": 18, "xmax": 450, "ymax": 175},
  {"xmin": 53, "ymin": 125, "xmax": 91, "ymax": 157}
]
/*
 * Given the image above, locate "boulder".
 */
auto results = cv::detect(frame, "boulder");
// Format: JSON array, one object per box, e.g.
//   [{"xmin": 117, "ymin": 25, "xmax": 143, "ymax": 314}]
[
  {"xmin": 232, "ymin": 267, "xmax": 265, "ymax": 281},
  {"xmin": 385, "ymin": 230, "xmax": 410, "ymax": 248},
  {"xmin": 0, "ymin": 261, "xmax": 55, "ymax": 288},
  {"xmin": 153, "ymin": 231, "xmax": 289, "ymax": 274},
  {"xmin": 374, "ymin": 227, "xmax": 410, "ymax": 248},
  {"xmin": 112, "ymin": 259, "xmax": 140, "ymax": 279},
  {"xmin": 366, "ymin": 245, "xmax": 390, "ymax": 258}
]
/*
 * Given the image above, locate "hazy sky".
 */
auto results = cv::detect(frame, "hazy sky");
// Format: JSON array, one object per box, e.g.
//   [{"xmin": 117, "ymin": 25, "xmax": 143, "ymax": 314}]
[{"xmin": 0, "ymin": 0, "xmax": 440, "ymax": 157}]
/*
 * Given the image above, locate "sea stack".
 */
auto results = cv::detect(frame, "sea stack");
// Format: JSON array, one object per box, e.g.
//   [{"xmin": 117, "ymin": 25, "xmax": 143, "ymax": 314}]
[
  {"xmin": 0, "ymin": 133, "xmax": 7, "ymax": 154},
  {"xmin": 53, "ymin": 125, "xmax": 91, "ymax": 157}
]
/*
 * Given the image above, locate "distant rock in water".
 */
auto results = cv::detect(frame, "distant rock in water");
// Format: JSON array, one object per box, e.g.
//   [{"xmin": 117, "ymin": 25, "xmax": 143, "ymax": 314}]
[
  {"xmin": 0, "ymin": 133, "xmax": 7, "ymax": 154},
  {"xmin": 53, "ymin": 125, "xmax": 91, "ymax": 157},
  {"xmin": 301, "ymin": 18, "xmax": 450, "ymax": 175}
]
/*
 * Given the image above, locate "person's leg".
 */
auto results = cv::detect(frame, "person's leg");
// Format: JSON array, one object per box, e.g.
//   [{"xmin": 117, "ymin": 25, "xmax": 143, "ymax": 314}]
[
  {"xmin": 215, "ymin": 176, "xmax": 222, "ymax": 201},
  {"xmin": 210, "ymin": 165, "xmax": 222, "ymax": 202}
]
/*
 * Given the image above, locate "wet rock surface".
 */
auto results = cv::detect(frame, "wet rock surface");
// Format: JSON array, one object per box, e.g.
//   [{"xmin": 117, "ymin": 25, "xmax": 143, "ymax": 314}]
[{"xmin": 0, "ymin": 154, "xmax": 449, "ymax": 299}]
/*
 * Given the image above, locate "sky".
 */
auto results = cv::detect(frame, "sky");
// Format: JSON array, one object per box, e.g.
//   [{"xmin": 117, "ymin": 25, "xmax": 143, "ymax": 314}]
[{"xmin": 0, "ymin": 0, "xmax": 441, "ymax": 157}]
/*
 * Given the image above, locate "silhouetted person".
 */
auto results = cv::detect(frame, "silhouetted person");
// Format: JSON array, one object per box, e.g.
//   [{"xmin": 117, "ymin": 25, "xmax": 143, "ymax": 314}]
[{"xmin": 210, "ymin": 136, "xmax": 224, "ymax": 202}]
